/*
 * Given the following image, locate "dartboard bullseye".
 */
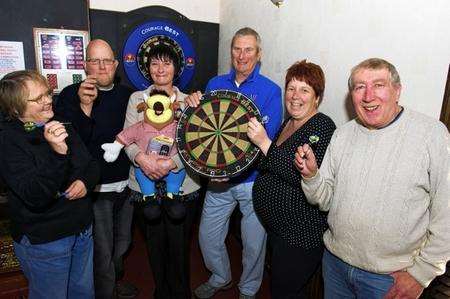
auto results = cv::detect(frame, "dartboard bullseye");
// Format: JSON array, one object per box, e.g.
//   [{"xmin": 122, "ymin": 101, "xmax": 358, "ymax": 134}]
[{"xmin": 176, "ymin": 90, "xmax": 262, "ymax": 178}]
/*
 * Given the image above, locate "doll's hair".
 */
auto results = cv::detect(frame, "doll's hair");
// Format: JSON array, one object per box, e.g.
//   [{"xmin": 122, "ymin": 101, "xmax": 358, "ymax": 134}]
[{"xmin": 149, "ymin": 89, "xmax": 170, "ymax": 97}]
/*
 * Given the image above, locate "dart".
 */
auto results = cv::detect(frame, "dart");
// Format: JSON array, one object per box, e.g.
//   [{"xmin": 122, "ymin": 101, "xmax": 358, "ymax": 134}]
[{"xmin": 23, "ymin": 121, "xmax": 72, "ymax": 132}]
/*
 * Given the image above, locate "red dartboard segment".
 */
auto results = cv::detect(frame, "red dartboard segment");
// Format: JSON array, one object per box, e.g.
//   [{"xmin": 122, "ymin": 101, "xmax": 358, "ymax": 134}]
[{"xmin": 176, "ymin": 90, "xmax": 262, "ymax": 178}]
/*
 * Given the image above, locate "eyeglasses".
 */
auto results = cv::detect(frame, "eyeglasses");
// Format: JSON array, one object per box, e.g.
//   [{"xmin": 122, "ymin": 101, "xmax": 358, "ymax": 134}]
[
  {"xmin": 86, "ymin": 58, "xmax": 116, "ymax": 65},
  {"xmin": 27, "ymin": 89, "xmax": 53, "ymax": 105}
]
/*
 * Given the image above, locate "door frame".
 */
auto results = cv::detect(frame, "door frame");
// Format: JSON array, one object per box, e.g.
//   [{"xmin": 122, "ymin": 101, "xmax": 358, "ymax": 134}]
[{"xmin": 439, "ymin": 64, "xmax": 450, "ymax": 131}]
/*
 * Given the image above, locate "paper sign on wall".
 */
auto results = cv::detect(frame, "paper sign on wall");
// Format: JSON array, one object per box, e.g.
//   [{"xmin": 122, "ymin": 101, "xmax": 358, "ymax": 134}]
[{"xmin": 0, "ymin": 41, "xmax": 25, "ymax": 79}]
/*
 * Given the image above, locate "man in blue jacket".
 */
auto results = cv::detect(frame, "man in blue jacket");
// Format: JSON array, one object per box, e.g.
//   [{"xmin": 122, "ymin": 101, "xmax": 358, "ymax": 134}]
[{"xmin": 186, "ymin": 27, "xmax": 283, "ymax": 299}]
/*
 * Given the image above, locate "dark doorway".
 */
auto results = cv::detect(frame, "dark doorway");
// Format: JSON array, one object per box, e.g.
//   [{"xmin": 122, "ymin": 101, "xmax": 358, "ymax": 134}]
[{"xmin": 439, "ymin": 64, "xmax": 450, "ymax": 131}]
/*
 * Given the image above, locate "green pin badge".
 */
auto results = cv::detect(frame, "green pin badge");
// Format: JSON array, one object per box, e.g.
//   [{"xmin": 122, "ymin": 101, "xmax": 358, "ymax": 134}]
[
  {"xmin": 23, "ymin": 122, "xmax": 37, "ymax": 132},
  {"xmin": 309, "ymin": 135, "xmax": 320, "ymax": 144}
]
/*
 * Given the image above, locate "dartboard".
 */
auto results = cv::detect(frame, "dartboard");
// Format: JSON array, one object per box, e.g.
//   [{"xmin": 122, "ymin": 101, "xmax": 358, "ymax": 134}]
[
  {"xmin": 122, "ymin": 20, "xmax": 196, "ymax": 90},
  {"xmin": 136, "ymin": 35, "xmax": 184, "ymax": 82},
  {"xmin": 176, "ymin": 90, "xmax": 261, "ymax": 178}
]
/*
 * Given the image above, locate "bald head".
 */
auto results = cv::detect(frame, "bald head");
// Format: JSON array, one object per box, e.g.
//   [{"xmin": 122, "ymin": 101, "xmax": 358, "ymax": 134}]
[
  {"xmin": 86, "ymin": 39, "xmax": 114, "ymax": 58},
  {"xmin": 84, "ymin": 39, "xmax": 118, "ymax": 88}
]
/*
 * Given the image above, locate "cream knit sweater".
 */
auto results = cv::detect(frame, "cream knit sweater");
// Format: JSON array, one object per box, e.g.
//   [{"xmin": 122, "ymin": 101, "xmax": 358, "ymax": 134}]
[{"xmin": 302, "ymin": 108, "xmax": 450, "ymax": 287}]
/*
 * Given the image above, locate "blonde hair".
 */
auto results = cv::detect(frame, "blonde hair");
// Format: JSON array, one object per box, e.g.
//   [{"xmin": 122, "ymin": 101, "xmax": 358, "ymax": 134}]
[{"xmin": 0, "ymin": 70, "xmax": 49, "ymax": 119}]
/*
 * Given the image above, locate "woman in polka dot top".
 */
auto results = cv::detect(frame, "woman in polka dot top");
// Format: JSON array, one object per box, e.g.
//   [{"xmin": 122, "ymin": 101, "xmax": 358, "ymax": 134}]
[{"xmin": 247, "ymin": 60, "xmax": 336, "ymax": 298}]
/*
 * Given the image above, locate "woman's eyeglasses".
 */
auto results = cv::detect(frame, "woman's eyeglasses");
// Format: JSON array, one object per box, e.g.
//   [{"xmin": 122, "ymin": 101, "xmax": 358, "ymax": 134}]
[
  {"xmin": 27, "ymin": 89, "xmax": 54, "ymax": 104},
  {"xmin": 86, "ymin": 58, "xmax": 116, "ymax": 65}
]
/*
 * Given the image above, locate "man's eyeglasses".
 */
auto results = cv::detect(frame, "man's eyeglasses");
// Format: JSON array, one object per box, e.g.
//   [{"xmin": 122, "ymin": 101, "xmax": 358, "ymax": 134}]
[
  {"xmin": 86, "ymin": 58, "xmax": 116, "ymax": 65},
  {"xmin": 27, "ymin": 89, "xmax": 53, "ymax": 105}
]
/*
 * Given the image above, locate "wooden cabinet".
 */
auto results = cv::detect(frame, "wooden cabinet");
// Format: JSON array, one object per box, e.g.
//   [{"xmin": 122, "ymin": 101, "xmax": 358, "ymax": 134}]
[{"xmin": 0, "ymin": 200, "xmax": 28, "ymax": 298}]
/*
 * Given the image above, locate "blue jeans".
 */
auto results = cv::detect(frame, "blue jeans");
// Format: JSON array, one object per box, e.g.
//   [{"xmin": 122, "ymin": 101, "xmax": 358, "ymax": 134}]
[
  {"xmin": 198, "ymin": 182, "xmax": 266, "ymax": 296},
  {"xmin": 323, "ymin": 249, "xmax": 394, "ymax": 299},
  {"xmin": 14, "ymin": 225, "xmax": 94, "ymax": 299}
]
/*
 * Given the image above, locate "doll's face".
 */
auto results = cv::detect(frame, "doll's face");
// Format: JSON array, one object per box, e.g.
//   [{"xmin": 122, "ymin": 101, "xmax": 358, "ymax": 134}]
[{"xmin": 144, "ymin": 94, "xmax": 174, "ymax": 130}]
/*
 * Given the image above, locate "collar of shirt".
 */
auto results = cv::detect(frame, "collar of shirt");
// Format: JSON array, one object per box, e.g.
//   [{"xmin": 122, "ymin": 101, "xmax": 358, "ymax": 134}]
[
  {"xmin": 97, "ymin": 84, "xmax": 114, "ymax": 91},
  {"xmin": 226, "ymin": 63, "xmax": 261, "ymax": 86},
  {"xmin": 140, "ymin": 120, "xmax": 177, "ymax": 133}
]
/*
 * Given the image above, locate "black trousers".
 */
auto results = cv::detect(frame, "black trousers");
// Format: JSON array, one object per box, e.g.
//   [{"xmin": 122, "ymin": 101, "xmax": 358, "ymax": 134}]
[
  {"xmin": 269, "ymin": 233, "xmax": 324, "ymax": 299},
  {"xmin": 133, "ymin": 190, "xmax": 199, "ymax": 299}
]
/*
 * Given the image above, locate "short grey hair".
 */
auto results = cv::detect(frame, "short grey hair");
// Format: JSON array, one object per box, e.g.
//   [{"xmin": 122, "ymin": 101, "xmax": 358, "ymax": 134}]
[
  {"xmin": 348, "ymin": 58, "xmax": 401, "ymax": 91},
  {"xmin": 231, "ymin": 27, "xmax": 261, "ymax": 53}
]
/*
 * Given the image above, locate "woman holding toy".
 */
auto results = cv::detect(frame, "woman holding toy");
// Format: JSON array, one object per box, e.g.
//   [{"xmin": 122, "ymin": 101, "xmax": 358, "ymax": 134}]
[{"xmin": 124, "ymin": 44, "xmax": 201, "ymax": 299}]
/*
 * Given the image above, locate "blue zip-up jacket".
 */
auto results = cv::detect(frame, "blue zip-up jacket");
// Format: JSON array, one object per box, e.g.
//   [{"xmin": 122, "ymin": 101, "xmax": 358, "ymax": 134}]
[{"xmin": 205, "ymin": 63, "xmax": 283, "ymax": 183}]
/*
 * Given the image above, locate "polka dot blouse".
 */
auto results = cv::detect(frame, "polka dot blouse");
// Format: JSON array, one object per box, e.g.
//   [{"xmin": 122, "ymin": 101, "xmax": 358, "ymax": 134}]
[{"xmin": 253, "ymin": 112, "xmax": 336, "ymax": 249}]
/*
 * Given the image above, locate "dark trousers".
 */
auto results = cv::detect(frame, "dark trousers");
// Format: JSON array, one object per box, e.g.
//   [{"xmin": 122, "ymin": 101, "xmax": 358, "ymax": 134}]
[
  {"xmin": 132, "ymin": 190, "xmax": 199, "ymax": 299},
  {"xmin": 92, "ymin": 188, "xmax": 133, "ymax": 299},
  {"xmin": 269, "ymin": 233, "xmax": 324, "ymax": 299}
]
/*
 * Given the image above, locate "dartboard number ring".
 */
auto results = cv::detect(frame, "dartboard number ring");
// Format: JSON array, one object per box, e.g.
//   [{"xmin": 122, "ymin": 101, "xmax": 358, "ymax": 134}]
[
  {"xmin": 176, "ymin": 90, "xmax": 262, "ymax": 178},
  {"xmin": 137, "ymin": 35, "xmax": 184, "ymax": 83},
  {"xmin": 123, "ymin": 20, "xmax": 196, "ymax": 90}
]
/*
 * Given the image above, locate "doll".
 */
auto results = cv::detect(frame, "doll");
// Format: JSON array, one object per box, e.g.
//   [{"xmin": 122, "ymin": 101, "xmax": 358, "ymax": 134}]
[{"xmin": 101, "ymin": 90, "xmax": 186, "ymax": 220}]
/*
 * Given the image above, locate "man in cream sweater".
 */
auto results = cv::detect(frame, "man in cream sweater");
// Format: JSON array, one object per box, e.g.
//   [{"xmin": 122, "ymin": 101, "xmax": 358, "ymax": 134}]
[{"xmin": 295, "ymin": 58, "xmax": 449, "ymax": 299}]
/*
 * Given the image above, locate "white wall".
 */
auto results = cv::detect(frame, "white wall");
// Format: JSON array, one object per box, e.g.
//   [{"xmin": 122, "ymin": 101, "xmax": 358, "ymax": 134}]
[
  {"xmin": 89, "ymin": 0, "xmax": 220, "ymax": 23},
  {"xmin": 220, "ymin": 0, "xmax": 450, "ymax": 125}
]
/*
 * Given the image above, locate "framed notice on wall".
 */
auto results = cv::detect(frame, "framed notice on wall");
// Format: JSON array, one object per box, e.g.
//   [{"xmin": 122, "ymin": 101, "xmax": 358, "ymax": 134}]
[
  {"xmin": 0, "ymin": 41, "xmax": 25, "ymax": 79},
  {"xmin": 33, "ymin": 28, "xmax": 89, "ymax": 93}
]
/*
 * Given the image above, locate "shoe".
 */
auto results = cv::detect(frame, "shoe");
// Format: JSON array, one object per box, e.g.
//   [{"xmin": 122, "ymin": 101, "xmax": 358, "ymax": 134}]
[
  {"xmin": 238, "ymin": 293, "xmax": 255, "ymax": 299},
  {"xmin": 193, "ymin": 281, "xmax": 232, "ymax": 298},
  {"xmin": 163, "ymin": 194, "xmax": 186, "ymax": 220},
  {"xmin": 142, "ymin": 195, "xmax": 161, "ymax": 220},
  {"xmin": 115, "ymin": 281, "xmax": 139, "ymax": 299}
]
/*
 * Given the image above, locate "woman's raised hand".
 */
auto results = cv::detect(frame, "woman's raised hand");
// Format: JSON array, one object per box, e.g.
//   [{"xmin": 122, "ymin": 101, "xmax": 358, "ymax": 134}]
[
  {"xmin": 247, "ymin": 117, "xmax": 271, "ymax": 155},
  {"xmin": 44, "ymin": 121, "xmax": 68, "ymax": 155}
]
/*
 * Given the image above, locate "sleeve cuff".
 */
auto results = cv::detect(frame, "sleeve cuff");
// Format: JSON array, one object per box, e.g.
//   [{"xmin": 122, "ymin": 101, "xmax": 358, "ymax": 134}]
[
  {"xmin": 171, "ymin": 154, "xmax": 185, "ymax": 171},
  {"xmin": 302, "ymin": 170, "xmax": 320, "ymax": 185},
  {"xmin": 407, "ymin": 258, "xmax": 445, "ymax": 287},
  {"xmin": 125, "ymin": 144, "xmax": 141, "ymax": 167},
  {"xmin": 301, "ymin": 170, "xmax": 327, "ymax": 208}
]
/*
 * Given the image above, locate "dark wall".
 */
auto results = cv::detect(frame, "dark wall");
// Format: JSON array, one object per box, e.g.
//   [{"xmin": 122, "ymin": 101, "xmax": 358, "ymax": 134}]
[
  {"xmin": 90, "ymin": 6, "xmax": 219, "ymax": 93},
  {"xmin": 0, "ymin": 2, "xmax": 218, "ymax": 94},
  {"xmin": 0, "ymin": 0, "xmax": 89, "ymax": 70}
]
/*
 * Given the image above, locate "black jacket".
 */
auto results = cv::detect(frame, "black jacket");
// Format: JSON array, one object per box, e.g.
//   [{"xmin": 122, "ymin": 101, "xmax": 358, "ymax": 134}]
[
  {"xmin": 55, "ymin": 83, "xmax": 132, "ymax": 184},
  {"xmin": 0, "ymin": 118, "xmax": 100, "ymax": 244}
]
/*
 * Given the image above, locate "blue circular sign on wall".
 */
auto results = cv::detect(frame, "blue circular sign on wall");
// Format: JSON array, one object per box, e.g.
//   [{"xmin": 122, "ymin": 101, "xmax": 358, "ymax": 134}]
[{"xmin": 122, "ymin": 20, "xmax": 196, "ymax": 90}]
